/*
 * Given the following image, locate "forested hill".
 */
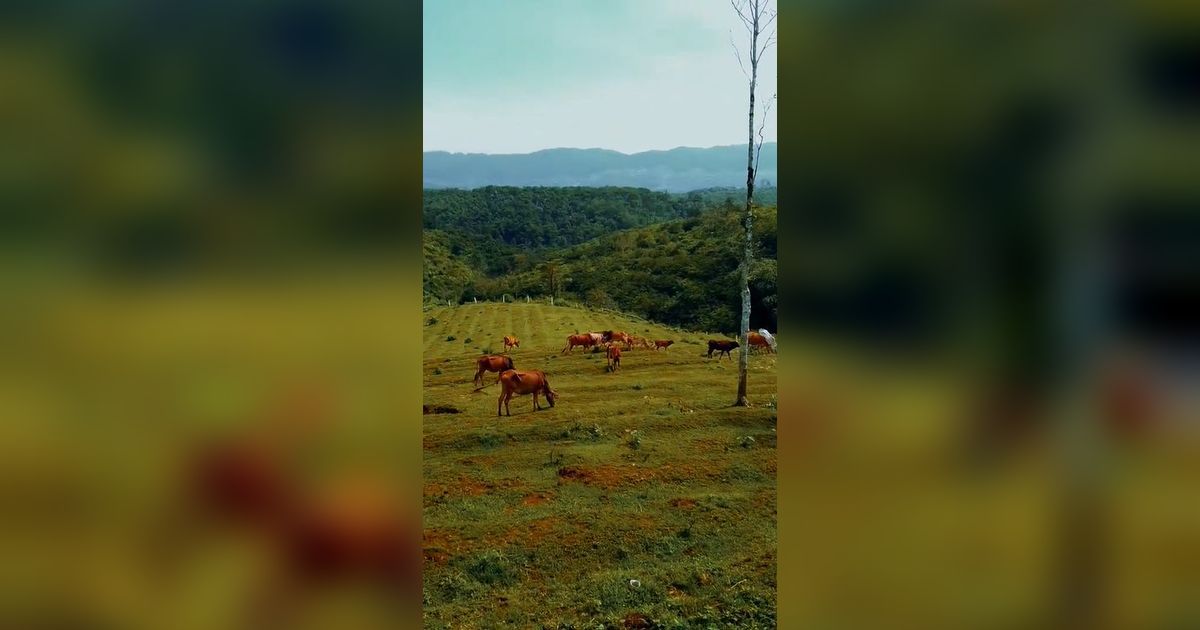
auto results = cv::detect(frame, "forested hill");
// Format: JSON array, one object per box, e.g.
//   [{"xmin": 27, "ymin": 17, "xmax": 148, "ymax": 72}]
[
  {"xmin": 423, "ymin": 143, "xmax": 777, "ymax": 192},
  {"xmin": 423, "ymin": 186, "xmax": 708, "ymax": 251},
  {"xmin": 425, "ymin": 203, "xmax": 778, "ymax": 333}
]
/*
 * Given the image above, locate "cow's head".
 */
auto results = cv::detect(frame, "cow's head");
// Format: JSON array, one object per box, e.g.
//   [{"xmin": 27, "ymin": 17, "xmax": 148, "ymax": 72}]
[{"xmin": 544, "ymin": 386, "xmax": 557, "ymax": 407}]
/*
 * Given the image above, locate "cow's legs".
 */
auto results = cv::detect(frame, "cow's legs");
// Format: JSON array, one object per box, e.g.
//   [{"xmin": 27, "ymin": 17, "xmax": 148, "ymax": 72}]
[
  {"xmin": 533, "ymin": 392, "xmax": 540, "ymax": 411},
  {"xmin": 497, "ymin": 391, "xmax": 504, "ymax": 416}
]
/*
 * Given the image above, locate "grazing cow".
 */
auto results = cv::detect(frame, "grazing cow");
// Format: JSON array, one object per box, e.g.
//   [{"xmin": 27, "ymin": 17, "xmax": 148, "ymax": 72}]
[
  {"xmin": 602, "ymin": 331, "xmax": 632, "ymax": 348},
  {"xmin": 653, "ymin": 340, "xmax": 674, "ymax": 350},
  {"xmin": 474, "ymin": 355, "xmax": 514, "ymax": 386},
  {"xmin": 497, "ymin": 369, "xmax": 557, "ymax": 416},
  {"xmin": 707, "ymin": 339, "xmax": 739, "ymax": 360},
  {"xmin": 607, "ymin": 345, "xmax": 622, "ymax": 371},
  {"xmin": 748, "ymin": 332, "xmax": 776, "ymax": 354},
  {"xmin": 502, "ymin": 335, "xmax": 520, "ymax": 352},
  {"xmin": 562, "ymin": 334, "xmax": 596, "ymax": 353}
]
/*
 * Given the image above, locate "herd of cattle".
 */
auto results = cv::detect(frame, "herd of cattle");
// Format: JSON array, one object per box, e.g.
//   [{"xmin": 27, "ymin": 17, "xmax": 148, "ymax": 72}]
[{"xmin": 474, "ymin": 331, "xmax": 777, "ymax": 416}]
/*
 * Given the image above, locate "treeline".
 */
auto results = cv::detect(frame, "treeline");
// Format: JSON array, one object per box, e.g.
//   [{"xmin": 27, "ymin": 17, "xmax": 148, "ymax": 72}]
[{"xmin": 425, "ymin": 202, "xmax": 778, "ymax": 334}]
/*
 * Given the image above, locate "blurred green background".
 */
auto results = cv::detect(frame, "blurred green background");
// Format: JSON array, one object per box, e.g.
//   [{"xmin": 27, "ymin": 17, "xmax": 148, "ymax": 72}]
[
  {"xmin": 776, "ymin": 1, "xmax": 1199, "ymax": 628},
  {"xmin": 1, "ymin": 1, "xmax": 423, "ymax": 628}
]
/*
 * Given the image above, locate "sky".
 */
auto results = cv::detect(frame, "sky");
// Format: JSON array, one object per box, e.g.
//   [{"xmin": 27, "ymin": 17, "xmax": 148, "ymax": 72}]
[{"xmin": 423, "ymin": 0, "xmax": 777, "ymax": 154}]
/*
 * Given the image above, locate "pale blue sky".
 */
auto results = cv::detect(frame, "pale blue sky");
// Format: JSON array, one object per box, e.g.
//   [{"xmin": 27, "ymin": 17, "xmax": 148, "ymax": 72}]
[{"xmin": 423, "ymin": 0, "xmax": 777, "ymax": 154}]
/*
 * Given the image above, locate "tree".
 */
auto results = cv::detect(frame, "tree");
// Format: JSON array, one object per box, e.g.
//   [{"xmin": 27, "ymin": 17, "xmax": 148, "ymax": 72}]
[{"xmin": 730, "ymin": 0, "xmax": 776, "ymax": 406}]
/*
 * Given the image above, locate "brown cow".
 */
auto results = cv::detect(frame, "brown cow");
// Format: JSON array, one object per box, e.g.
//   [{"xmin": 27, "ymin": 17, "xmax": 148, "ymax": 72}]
[
  {"xmin": 653, "ymin": 340, "xmax": 674, "ymax": 350},
  {"xmin": 747, "ymin": 332, "xmax": 775, "ymax": 353},
  {"xmin": 707, "ymin": 339, "xmax": 739, "ymax": 360},
  {"xmin": 502, "ymin": 335, "xmax": 520, "ymax": 352},
  {"xmin": 474, "ymin": 355, "xmax": 514, "ymax": 386},
  {"xmin": 497, "ymin": 369, "xmax": 557, "ymax": 416},
  {"xmin": 602, "ymin": 331, "xmax": 632, "ymax": 348},
  {"xmin": 606, "ymin": 345, "xmax": 622, "ymax": 371},
  {"xmin": 562, "ymin": 334, "xmax": 596, "ymax": 353}
]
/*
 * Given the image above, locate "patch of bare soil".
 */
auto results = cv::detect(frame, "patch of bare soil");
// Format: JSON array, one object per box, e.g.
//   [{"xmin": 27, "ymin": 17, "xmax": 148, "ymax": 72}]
[
  {"xmin": 557, "ymin": 462, "xmax": 727, "ymax": 489},
  {"xmin": 422, "ymin": 529, "xmax": 469, "ymax": 566},
  {"xmin": 423, "ymin": 475, "xmax": 525, "ymax": 499},
  {"xmin": 520, "ymin": 492, "xmax": 554, "ymax": 506},
  {"xmin": 423, "ymin": 404, "xmax": 461, "ymax": 414}
]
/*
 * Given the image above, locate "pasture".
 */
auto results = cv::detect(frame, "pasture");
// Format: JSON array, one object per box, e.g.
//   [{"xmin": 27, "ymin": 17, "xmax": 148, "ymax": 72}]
[{"xmin": 422, "ymin": 302, "xmax": 777, "ymax": 628}]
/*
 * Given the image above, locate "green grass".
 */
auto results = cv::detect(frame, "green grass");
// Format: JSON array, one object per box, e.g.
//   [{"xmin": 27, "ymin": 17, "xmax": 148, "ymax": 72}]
[{"xmin": 423, "ymin": 302, "xmax": 776, "ymax": 628}]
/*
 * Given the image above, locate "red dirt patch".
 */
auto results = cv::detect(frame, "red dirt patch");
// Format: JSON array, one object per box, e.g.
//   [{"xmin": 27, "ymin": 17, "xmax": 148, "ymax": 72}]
[
  {"xmin": 623, "ymin": 612, "xmax": 652, "ymax": 628},
  {"xmin": 423, "ymin": 475, "xmax": 525, "ymax": 499},
  {"xmin": 483, "ymin": 516, "xmax": 585, "ymax": 549},
  {"xmin": 558, "ymin": 462, "xmax": 727, "ymax": 489},
  {"xmin": 521, "ymin": 492, "xmax": 553, "ymax": 506},
  {"xmin": 422, "ymin": 529, "xmax": 470, "ymax": 566},
  {"xmin": 669, "ymin": 498, "xmax": 697, "ymax": 509}
]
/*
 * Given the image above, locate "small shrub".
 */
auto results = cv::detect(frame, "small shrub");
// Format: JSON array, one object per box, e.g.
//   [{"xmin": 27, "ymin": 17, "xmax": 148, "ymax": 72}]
[
  {"xmin": 626, "ymin": 430, "xmax": 641, "ymax": 450},
  {"xmin": 432, "ymin": 367, "xmax": 442, "ymax": 375},
  {"xmin": 631, "ymin": 383, "xmax": 643, "ymax": 391},
  {"xmin": 465, "ymin": 550, "xmax": 516, "ymax": 586},
  {"xmin": 445, "ymin": 335, "xmax": 456, "ymax": 342},
  {"xmin": 464, "ymin": 337, "xmax": 473, "ymax": 344},
  {"xmin": 738, "ymin": 435, "xmax": 756, "ymax": 449},
  {"xmin": 478, "ymin": 434, "xmax": 503, "ymax": 448},
  {"xmin": 588, "ymin": 424, "xmax": 605, "ymax": 439},
  {"xmin": 433, "ymin": 571, "xmax": 478, "ymax": 602},
  {"xmin": 426, "ymin": 317, "xmax": 438, "ymax": 326}
]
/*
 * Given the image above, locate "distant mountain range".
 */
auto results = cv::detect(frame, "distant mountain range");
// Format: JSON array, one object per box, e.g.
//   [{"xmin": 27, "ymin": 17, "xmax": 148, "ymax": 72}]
[{"xmin": 423, "ymin": 143, "xmax": 777, "ymax": 192}]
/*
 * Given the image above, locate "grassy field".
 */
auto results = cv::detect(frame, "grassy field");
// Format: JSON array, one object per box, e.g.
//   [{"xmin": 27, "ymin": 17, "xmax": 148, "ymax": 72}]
[{"xmin": 421, "ymin": 301, "xmax": 777, "ymax": 628}]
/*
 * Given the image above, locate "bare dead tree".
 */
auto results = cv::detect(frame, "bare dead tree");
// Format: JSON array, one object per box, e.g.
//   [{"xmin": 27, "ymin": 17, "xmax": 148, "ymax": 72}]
[{"xmin": 731, "ymin": 0, "xmax": 775, "ymax": 407}]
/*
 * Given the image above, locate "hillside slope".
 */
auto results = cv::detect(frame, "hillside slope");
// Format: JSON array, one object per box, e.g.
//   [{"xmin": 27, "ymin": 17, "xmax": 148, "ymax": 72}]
[
  {"xmin": 422, "ymin": 302, "xmax": 777, "ymax": 628},
  {"xmin": 471, "ymin": 205, "xmax": 778, "ymax": 333}
]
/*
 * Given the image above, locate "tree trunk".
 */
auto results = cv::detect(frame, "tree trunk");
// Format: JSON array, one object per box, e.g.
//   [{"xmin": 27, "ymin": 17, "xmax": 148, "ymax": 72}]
[{"xmin": 735, "ymin": 7, "xmax": 760, "ymax": 408}]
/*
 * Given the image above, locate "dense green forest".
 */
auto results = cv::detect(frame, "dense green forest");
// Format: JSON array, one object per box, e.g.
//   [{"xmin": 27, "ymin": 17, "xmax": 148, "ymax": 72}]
[
  {"xmin": 423, "ymin": 191, "xmax": 777, "ymax": 334},
  {"xmin": 423, "ymin": 186, "xmax": 775, "ymax": 252}
]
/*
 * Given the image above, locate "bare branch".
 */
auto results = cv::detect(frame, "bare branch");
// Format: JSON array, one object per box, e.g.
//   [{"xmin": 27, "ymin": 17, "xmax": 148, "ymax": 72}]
[
  {"xmin": 730, "ymin": 0, "xmax": 752, "ymax": 28},
  {"xmin": 762, "ymin": 8, "xmax": 778, "ymax": 32},
  {"xmin": 758, "ymin": 33, "xmax": 776, "ymax": 58},
  {"xmin": 728, "ymin": 29, "xmax": 750, "ymax": 83}
]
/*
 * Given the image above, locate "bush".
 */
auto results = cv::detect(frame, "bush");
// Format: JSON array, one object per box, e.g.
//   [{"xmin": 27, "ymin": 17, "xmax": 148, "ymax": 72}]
[
  {"xmin": 464, "ymin": 337, "xmax": 473, "ymax": 344},
  {"xmin": 426, "ymin": 317, "xmax": 438, "ymax": 326},
  {"xmin": 465, "ymin": 550, "xmax": 516, "ymax": 587},
  {"xmin": 446, "ymin": 335, "xmax": 456, "ymax": 342}
]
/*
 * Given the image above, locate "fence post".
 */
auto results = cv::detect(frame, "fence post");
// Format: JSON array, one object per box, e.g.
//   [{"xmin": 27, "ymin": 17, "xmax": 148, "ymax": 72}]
[{"xmin": 473, "ymin": 297, "xmax": 477, "ymax": 304}]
